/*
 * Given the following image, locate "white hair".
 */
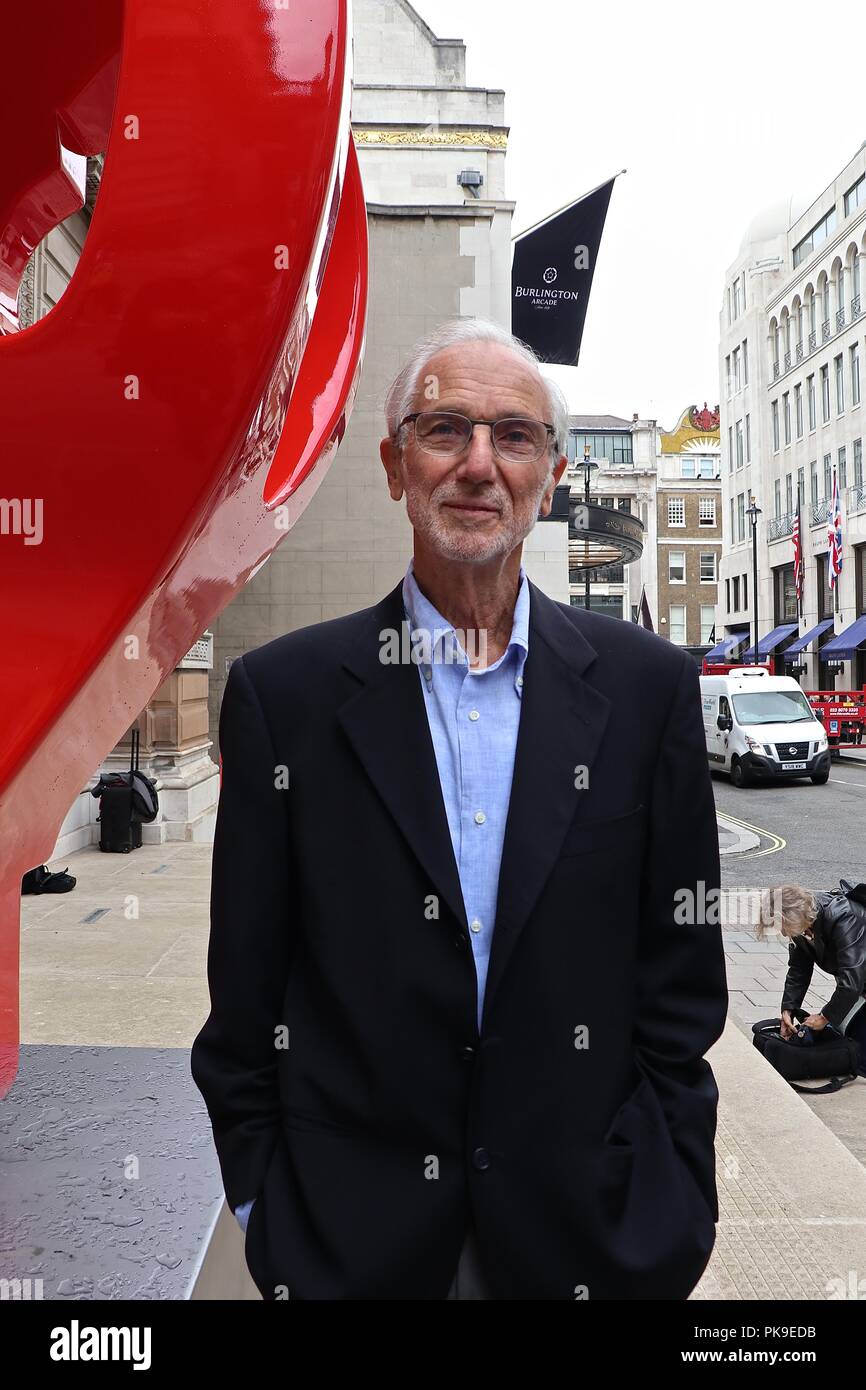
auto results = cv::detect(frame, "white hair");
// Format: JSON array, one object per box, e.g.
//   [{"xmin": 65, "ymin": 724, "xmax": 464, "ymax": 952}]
[{"xmin": 383, "ymin": 317, "xmax": 570, "ymax": 465}]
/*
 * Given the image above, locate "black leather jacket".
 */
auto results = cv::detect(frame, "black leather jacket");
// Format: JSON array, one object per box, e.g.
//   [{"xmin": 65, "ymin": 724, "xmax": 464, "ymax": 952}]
[{"xmin": 780, "ymin": 882, "xmax": 866, "ymax": 1029}]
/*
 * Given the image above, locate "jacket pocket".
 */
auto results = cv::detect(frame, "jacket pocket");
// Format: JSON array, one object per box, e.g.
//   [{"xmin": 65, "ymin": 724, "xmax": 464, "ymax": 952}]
[{"xmin": 559, "ymin": 803, "xmax": 646, "ymax": 859}]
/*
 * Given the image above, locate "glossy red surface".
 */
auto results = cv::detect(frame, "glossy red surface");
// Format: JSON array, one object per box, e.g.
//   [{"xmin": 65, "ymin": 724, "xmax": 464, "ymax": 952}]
[{"xmin": 0, "ymin": 0, "xmax": 368, "ymax": 1093}]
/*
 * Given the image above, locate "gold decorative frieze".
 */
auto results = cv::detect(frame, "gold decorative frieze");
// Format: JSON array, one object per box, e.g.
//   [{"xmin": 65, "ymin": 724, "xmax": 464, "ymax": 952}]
[{"xmin": 352, "ymin": 126, "xmax": 508, "ymax": 151}]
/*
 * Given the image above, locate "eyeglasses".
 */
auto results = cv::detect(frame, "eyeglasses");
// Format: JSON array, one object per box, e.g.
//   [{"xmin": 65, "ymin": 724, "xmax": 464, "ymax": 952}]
[{"xmin": 399, "ymin": 411, "xmax": 555, "ymax": 464}]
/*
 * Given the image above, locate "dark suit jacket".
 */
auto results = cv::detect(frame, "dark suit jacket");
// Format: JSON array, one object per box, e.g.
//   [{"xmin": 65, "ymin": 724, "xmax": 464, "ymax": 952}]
[{"xmin": 190, "ymin": 576, "xmax": 728, "ymax": 1300}]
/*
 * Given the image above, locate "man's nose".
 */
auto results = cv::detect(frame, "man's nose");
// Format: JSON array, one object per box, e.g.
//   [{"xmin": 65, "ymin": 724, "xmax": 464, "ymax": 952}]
[{"xmin": 454, "ymin": 424, "xmax": 498, "ymax": 479}]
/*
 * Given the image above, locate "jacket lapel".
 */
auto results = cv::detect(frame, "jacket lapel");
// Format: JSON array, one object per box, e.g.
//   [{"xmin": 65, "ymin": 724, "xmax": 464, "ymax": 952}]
[
  {"xmin": 336, "ymin": 581, "xmax": 469, "ymax": 933},
  {"xmin": 482, "ymin": 582, "xmax": 611, "ymax": 1029}
]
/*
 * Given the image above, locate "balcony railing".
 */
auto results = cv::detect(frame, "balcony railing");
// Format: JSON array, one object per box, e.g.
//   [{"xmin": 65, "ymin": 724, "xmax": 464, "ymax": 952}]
[
  {"xmin": 768, "ymin": 511, "xmax": 796, "ymax": 541},
  {"xmin": 796, "ymin": 342, "xmax": 804, "ymax": 362},
  {"xmin": 836, "ymin": 307, "xmax": 846, "ymax": 330},
  {"xmin": 772, "ymin": 360, "xmax": 780, "ymax": 379},
  {"xmin": 853, "ymin": 294, "xmax": 862, "ymax": 320},
  {"xmin": 784, "ymin": 350, "xmax": 791, "ymax": 370},
  {"xmin": 810, "ymin": 497, "xmax": 830, "ymax": 527},
  {"xmin": 847, "ymin": 482, "xmax": 866, "ymax": 516},
  {"xmin": 809, "ymin": 329, "xmax": 817, "ymax": 351},
  {"xmin": 822, "ymin": 318, "xmax": 831, "ymax": 342}
]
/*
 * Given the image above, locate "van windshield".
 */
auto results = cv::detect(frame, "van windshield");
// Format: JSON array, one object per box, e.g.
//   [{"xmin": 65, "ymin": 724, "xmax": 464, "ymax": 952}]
[{"xmin": 731, "ymin": 689, "xmax": 815, "ymax": 725}]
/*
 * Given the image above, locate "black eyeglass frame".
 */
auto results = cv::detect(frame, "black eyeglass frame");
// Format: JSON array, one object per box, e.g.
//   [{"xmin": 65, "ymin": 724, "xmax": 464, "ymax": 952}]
[{"xmin": 398, "ymin": 410, "xmax": 556, "ymax": 462}]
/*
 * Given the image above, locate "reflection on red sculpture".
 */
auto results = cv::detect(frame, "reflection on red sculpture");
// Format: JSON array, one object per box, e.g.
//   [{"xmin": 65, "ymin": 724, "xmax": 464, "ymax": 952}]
[{"xmin": 0, "ymin": 0, "xmax": 368, "ymax": 1093}]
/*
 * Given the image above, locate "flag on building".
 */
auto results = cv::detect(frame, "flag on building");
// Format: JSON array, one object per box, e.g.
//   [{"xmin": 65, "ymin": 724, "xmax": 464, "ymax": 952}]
[
  {"xmin": 827, "ymin": 469, "xmax": 843, "ymax": 589},
  {"xmin": 511, "ymin": 174, "xmax": 621, "ymax": 367}
]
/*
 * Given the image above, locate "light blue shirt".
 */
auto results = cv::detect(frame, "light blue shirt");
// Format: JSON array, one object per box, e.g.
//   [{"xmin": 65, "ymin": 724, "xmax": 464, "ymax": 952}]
[
  {"xmin": 234, "ymin": 560, "xmax": 529, "ymax": 1234},
  {"xmin": 401, "ymin": 557, "xmax": 529, "ymax": 1035}
]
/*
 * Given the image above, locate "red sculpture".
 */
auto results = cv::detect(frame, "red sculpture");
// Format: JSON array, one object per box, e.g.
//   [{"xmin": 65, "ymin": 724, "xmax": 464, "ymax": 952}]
[
  {"xmin": 0, "ymin": 0, "xmax": 368, "ymax": 1094},
  {"xmin": 689, "ymin": 402, "xmax": 721, "ymax": 432}
]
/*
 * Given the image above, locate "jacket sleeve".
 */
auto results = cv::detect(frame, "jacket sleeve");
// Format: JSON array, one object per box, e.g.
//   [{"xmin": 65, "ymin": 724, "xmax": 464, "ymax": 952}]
[
  {"xmin": 819, "ymin": 906, "xmax": 866, "ymax": 1029},
  {"xmin": 635, "ymin": 651, "xmax": 729, "ymax": 1222},
  {"xmin": 190, "ymin": 654, "xmax": 292, "ymax": 1211},
  {"xmin": 780, "ymin": 940, "xmax": 815, "ymax": 1018}
]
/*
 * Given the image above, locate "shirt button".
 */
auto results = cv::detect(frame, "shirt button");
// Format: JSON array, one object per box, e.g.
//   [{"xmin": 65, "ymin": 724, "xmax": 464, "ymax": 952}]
[
  {"xmin": 516, "ymin": 675, "xmax": 524, "ymax": 688},
  {"xmin": 474, "ymin": 810, "xmax": 486, "ymax": 825},
  {"xmin": 472, "ymin": 1147, "xmax": 491, "ymax": 1171},
  {"xmin": 468, "ymin": 709, "xmax": 480, "ymax": 721},
  {"xmin": 469, "ymin": 918, "xmax": 482, "ymax": 933}
]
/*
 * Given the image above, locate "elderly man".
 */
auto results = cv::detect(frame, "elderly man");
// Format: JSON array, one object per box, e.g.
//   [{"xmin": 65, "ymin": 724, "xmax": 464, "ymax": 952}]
[{"xmin": 191, "ymin": 317, "xmax": 728, "ymax": 1300}]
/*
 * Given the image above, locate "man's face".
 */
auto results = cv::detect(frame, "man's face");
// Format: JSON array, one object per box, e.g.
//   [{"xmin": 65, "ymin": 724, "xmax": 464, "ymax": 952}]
[{"xmin": 380, "ymin": 342, "xmax": 567, "ymax": 566}]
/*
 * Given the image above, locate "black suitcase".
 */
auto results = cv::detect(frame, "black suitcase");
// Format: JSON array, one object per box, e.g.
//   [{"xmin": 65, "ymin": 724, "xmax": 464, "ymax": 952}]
[{"xmin": 90, "ymin": 728, "xmax": 148, "ymax": 853}]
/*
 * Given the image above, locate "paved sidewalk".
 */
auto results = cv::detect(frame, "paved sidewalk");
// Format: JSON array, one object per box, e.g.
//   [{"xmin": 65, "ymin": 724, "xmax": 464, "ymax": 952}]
[{"xmin": 6, "ymin": 840, "xmax": 866, "ymax": 1300}]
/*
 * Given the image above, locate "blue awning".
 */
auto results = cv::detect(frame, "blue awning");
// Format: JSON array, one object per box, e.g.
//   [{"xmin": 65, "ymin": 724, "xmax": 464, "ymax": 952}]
[
  {"xmin": 782, "ymin": 618, "xmax": 835, "ymax": 659},
  {"xmin": 741, "ymin": 622, "xmax": 799, "ymax": 661},
  {"xmin": 819, "ymin": 614, "xmax": 866, "ymax": 659},
  {"xmin": 704, "ymin": 631, "xmax": 749, "ymax": 662}
]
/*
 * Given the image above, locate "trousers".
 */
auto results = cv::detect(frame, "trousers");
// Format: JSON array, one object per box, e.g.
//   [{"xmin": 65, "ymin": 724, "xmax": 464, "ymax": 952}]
[{"xmin": 446, "ymin": 1223, "xmax": 497, "ymax": 1300}]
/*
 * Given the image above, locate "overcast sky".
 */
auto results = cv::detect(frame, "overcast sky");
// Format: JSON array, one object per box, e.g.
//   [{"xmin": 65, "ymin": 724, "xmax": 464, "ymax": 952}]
[{"xmin": 414, "ymin": 0, "xmax": 866, "ymax": 430}]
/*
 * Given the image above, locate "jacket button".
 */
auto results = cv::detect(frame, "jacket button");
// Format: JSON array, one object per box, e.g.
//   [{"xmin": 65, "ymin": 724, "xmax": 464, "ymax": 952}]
[
  {"xmin": 460, "ymin": 1045, "xmax": 476, "ymax": 1061},
  {"xmin": 472, "ymin": 1147, "xmax": 490, "ymax": 1171}
]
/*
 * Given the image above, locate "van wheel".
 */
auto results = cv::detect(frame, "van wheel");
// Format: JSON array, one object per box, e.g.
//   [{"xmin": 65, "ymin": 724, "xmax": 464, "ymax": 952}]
[
  {"xmin": 810, "ymin": 769, "xmax": 830, "ymax": 785},
  {"xmin": 730, "ymin": 759, "xmax": 750, "ymax": 788}
]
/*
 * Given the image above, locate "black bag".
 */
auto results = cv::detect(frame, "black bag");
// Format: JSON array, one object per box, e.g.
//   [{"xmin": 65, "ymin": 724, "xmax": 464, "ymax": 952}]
[
  {"xmin": 90, "ymin": 728, "xmax": 159, "ymax": 852},
  {"xmin": 752, "ymin": 1006, "xmax": 864, "ymax": 1093}
]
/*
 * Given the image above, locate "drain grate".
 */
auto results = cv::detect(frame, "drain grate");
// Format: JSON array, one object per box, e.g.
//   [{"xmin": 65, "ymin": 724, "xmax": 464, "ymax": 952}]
[{"xmin": 81, "ymin": 908, "xmax": 109, "ymax": 924}]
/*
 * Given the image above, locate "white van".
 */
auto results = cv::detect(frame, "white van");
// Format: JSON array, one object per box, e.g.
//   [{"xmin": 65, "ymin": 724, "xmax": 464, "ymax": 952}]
[{"xmin": 699, "ymin": 668, "xmax": 830, "ymax": 788}]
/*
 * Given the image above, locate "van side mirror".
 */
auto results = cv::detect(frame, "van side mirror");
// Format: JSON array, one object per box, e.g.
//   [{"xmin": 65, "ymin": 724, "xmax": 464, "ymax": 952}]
[{"xmin": 716, "ymin": 714, "xmax": 732, "ymax": 731}]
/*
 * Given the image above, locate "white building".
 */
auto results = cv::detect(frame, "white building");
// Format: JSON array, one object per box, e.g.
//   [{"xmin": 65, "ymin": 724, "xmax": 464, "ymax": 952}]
[{"xmin": 718, "ymin": 142, "xmax": 866, "ymax": 688}]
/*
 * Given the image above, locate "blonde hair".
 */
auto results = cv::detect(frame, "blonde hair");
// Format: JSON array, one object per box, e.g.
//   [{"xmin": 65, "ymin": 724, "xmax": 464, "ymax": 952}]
[{"xmin": 756, "ymin": 885, "xmax": 818, "ymax": 941}]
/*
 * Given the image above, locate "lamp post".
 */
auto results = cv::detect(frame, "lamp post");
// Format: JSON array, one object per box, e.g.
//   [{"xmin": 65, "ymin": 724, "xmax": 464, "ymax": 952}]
[
  {"xmin": 746, "ymin": 494, "xmax": 761, "ymax": 665},
  {"xmin": 581, "ymin": 441, "xmax": 599, "ymax": 611}
]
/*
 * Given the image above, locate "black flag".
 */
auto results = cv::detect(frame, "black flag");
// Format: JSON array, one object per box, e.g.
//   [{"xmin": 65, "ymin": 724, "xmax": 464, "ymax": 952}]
[{"xmin": 511, "ymin": 175, "xmax": 618, "ymax": 366}]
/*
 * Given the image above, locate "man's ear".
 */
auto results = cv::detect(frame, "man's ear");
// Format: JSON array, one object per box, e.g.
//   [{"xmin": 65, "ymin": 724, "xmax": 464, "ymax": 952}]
[
  {"xmin": 537, "ymin": 453, "xmax": 568, "ymax": 518},
  {"xmin": 380, "ymin": 437, "xmax": 404, "ymax": 501}
]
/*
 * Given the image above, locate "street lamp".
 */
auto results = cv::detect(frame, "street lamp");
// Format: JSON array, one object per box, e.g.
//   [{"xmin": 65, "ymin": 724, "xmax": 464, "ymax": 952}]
[
  {"xmin": 579, "ymin": 440, "xmax": 599, "ymax": 611},
  {"xmin": 746, "ymin": 494, "xmax": 761, "ymax": 665}
]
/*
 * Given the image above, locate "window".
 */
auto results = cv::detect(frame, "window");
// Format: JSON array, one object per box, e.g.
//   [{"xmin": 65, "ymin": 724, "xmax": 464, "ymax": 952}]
[
  {"xmin": 797, "ymin": 466, "xmax": 805, "ymax": 505},
  {"xmin": 835, "ymin": 354, "xmax": 845, "ymax": 413},
  {"xmin": 783, "ymin": 391, "xmax": 791, "ymax": 444},
  {"xmin": 729, "ymin": 497, "xmax": 735, "ymax": 540},
  {"xmin": 737, "ymin": 492, "xmax": 745, "ymax": 542},
  {"xmin": 852, "ymin": 343, "xmax": 861, "ymax": 407},
  {"xmin": 824, "ymin": 452, "xmax": 832, "ymax": 499},
  {"xmin": 810, "ymin": 459, "xmax": 818, "ymax": 505},
  {"xmin": 807, "ymin": 374, "xmax": 816, "ymax": 430},
  {"xmin": 774, "ymin": 564, "xmax": 798, "ymax": 622},
  {"xmin": 700, "ymin": 552, "xmax": 717, "ymax": 582},
  {"xmin": 743, "ymin": 339, "xmax": 749, "ymax": 385},
  {"xmin": 774, "ymin": 478, "xmax": 781, "ymax": 518},
  {"xmin": 743, "ymin": 573, "xmax": 748, "ymax": 610},
  {"xmin": 745, "ymin": 412, "xmax": 751, "ymax": 462},
  {"xmin": 795, "ymin": 383, "xmax": 803, "ymax": 438},
  {"xmin": 732, "ymin": 276, "xmax": 743, "ymax": 319},
  {"xmin": 698, "ymin": 456, "xmax": 716, "ymax": 478},
  {"xmin": 726, "ymin": 287, "xmax": 732, "ymax": 326},
  {"xmin": 844, "ymin": 174, "xmax": 865, "ymax": 218},
  {"xmin": 725, "ymin": 577, "xmax": 730, "ymax": 611},
  {"xmin": 736, "ymin": 419, "xmax": 744, "ymax": 468},
  {"xmin": 668, "ymin": 551, "xmax": 686, "ymax": 583},
  {"xmin": 732, "ymin": 347, "xmax": 740, "ymax": 391},
  {"xmin": 793, "ymin": 206, "xmax": 838, "ymax": 268},
  {"xmin": 699, "ymin": 496, "xmax": 716, "ymax": 526},
  {"xmin": 725, "ymin": 354, "xmax": 731, "ymax": 397},
  {"xmin": 667, "ymin": 497, "xmax": 685, "ymax": 526},
  {"xmin": 700, "ymin": 605, "xmax": 715, "ymax": 643},
  {"xmin": 855, "ymin": 438, "xmax": 863, "ymax": 487},
  {"xmin": 617, "ymin": 497, "xmax": 632, "ymax": 513},
  {"xmin": 839, "ymin": 445, "xmax": 847, "ymax": 490},
  {"xmin": 771, "ymin": 401, "xmax": 779, "ymax": 451},
  {"xmin": 732, "ymin": 575, "xmax": 740, "ymax": 609},
  {"xmin": 681, "ymin": 457, "xmax": 696, "ymax": 478},
  {"xmin": 572, "ymin": 432, "xmax": 633, "ymax": 465},
  {"xmin": 727, "ymin": 425, "xmax": 733, "ymax": 473},
  {"xmin": 785, "ymin": 473, "xmax": 793, "ymax": 514},
  {"xmin": 821, "ymin": 364, "xmax": 830, "ymax": 422},
  {"xmin": 669, "ymin": 605, "xmax": 687, "ymax": 644}
]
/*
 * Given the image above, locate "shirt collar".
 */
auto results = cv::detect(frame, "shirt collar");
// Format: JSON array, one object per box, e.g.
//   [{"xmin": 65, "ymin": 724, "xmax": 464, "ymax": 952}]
[{"xmin": 401, "ymin": 556, "xmax": 530, "ymax": 674}]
